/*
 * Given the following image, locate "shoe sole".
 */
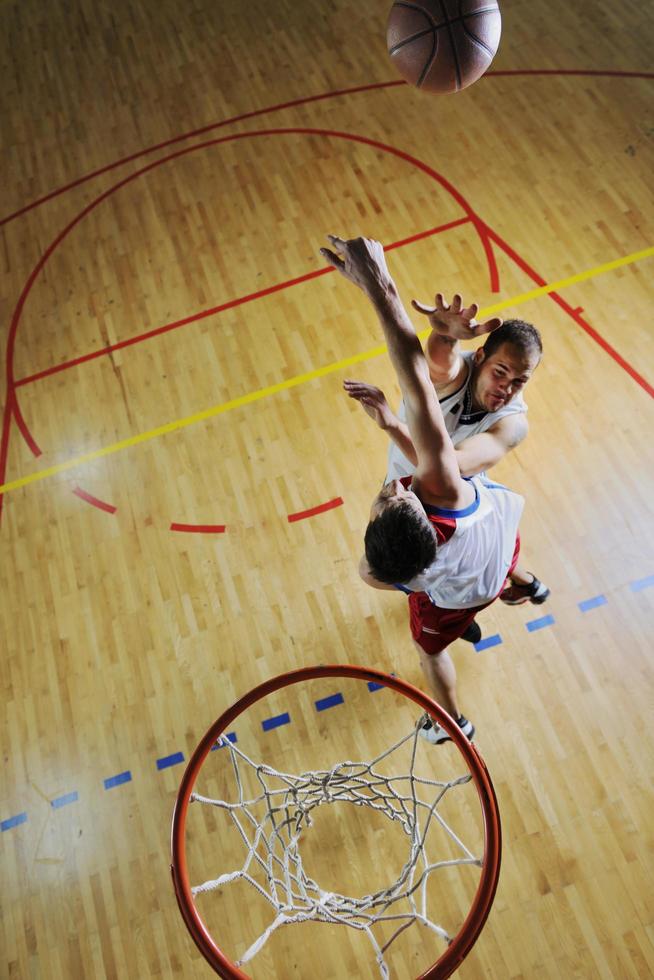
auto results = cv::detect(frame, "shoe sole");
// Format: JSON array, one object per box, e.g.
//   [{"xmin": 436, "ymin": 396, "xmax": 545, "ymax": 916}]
[
  {"xmin": 420, "ymin": 727, "xmax": 476, "ymax": 745},
  {"xmin": 501, "ymin": 588, "xmax": 550, "ymax": 606}
]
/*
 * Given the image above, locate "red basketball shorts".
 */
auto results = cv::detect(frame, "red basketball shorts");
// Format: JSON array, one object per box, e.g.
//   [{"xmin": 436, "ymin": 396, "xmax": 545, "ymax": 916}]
[{"xmin": 409, "ymin": 534, "xmax": 521, "ymax": 656}]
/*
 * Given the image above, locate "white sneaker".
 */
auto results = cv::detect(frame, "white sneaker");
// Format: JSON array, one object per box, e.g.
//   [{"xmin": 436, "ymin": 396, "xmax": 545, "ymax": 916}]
[{"xmin": 418, "ymin": 713, "xmax": 475, "ymax": 745}]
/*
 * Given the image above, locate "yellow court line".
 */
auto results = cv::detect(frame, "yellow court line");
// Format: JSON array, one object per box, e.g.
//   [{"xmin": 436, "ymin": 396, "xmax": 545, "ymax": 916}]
[{"xmin": 1, "ymin": 245, "xmax": 653, "ymax": 498}]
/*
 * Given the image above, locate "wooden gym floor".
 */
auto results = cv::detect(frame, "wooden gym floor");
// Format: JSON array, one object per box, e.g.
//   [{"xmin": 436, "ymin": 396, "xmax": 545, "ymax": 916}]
[{"xmin": 1, "ymin": 0, "xmax": 653, "ymax": 976}]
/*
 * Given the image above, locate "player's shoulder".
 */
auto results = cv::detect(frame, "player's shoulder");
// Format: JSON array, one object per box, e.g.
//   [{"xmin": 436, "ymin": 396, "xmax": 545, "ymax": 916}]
[{"xmin": 486, "ymin": 411, "xmax": 529, "ymax": 443}]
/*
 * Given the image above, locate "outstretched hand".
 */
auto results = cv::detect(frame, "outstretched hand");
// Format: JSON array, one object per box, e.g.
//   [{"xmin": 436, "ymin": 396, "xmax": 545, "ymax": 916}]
[
  {"xmin": 320, "ymin": 235, "xmax": 392, "ymax": 296},
  {"xmin": 411, "ymin": 292, "xmax": 502, "ymax": 340},
  {"xmin": 343, "ymin": 379, "xmax": 396, "ymax": 430}
]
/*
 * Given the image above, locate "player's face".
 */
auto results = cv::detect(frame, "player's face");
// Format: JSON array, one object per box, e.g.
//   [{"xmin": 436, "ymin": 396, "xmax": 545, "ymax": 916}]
[
  {"xmin": 369, "ymin": 480, "xmax": 425, "ymax": 521},
  {"xmin": 472, "ymin": 342, "xmax": 539, "ymax": 413}
]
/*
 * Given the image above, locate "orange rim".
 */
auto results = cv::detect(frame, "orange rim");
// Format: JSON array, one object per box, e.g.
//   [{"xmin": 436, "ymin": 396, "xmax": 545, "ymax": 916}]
[{"xmin": 171, "ymin": 664, "xmax": 501, "ymax": 979}]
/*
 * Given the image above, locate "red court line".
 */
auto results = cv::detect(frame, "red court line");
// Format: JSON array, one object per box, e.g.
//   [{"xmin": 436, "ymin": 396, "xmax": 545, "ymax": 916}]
[
  {"xmin": 0, "ymin": 82, "xmax": 405, "ymax": 228},
  {"xmin": 5, "ymin": 124, "xmax": 491, "ymax": 463},
  {"xmin": 15, "ymin": 217, "xmax": 472, "ymax": 387},
  {"xmin": 1, "ymin": 126, "xmax": 492, "ymax": 527},
  {"xmin": 72, "ymin": 486, "xmax": 117, "ymax": 514},
  {"xmin": 3, "ymin": 88, "xmax": 652, "ymax": 526},
  {"xmin": 7, "ymin": 124, "xmax": 486, "ymax": 404},
  {"xmin": 483, "ymin": 224, "xmax": 654, "ymax": 399},
  {"xmin": 1, "ymin": 71, "xmax": 651, "ymax": 229},
  {"xmin": 287, "ymin": 497, "xmax": 344, "ymax": 522},
  {"xmin": 170, "ymin": 522, "xmax": 226, "ymax": 533},
  {"xmin": 0, "ymin": 392, "xmax": 15, "ymax": 503},
  {"xmin": 13, "ymin": 405, "xmax": 41, "ymax": 457}
]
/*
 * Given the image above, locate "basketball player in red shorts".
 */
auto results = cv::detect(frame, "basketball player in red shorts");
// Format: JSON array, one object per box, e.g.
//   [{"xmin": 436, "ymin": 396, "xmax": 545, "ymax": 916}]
[
  {"xmin": 343, "ymin": 296, "xmax": 550, "ymax": 620},
  {"xmin": 321, "ymin": 234, "xmax": 528, "ymax": 744}
]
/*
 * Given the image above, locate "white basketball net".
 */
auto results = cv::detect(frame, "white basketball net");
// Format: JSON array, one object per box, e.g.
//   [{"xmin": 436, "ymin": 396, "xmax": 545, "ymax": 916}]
[{"xmin": 190, "ymin": 719, "xmax": 482, "ymax": 979}]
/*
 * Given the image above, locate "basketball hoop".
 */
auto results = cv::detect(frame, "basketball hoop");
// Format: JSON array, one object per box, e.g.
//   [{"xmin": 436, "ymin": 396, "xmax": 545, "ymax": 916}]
[{"xmin": 171, "ymin": 664, "xmax": 501, "ymax": 979}]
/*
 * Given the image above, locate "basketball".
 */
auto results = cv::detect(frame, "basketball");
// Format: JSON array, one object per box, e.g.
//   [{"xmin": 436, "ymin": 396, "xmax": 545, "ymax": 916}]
[{"xmin": 387, "ymin": 0, "xmax": 502, "ymax": 94}]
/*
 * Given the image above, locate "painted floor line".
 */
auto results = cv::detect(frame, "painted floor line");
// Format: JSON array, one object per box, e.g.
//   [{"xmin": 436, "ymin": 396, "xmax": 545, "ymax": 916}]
[
  {"xmin": 1, "ymin": 245, "xmax": 652, "ymax": 500},
  {"xmin": 1, "ymin": 577, "xmax": 651, "ymax": 832}
]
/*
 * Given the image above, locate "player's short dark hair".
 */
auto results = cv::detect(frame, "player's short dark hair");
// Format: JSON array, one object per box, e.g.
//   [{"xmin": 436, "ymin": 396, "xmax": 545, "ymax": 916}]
[
  {"xmin": 365, "ymin": 502, "xmax": 437, "ymax": 585},
  {"xmin": 482, "ymin": 319, "xmax": 542, "ymax": 360}
]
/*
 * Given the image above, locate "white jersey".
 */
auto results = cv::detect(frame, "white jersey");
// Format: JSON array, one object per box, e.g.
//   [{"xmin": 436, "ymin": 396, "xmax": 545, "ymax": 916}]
[
  {"xmin": 386, "ymin": 350, "xmax": 527, "ymax": 481},
  {"xmin": 405, "ymin": 476, "xmax": 524, "ymax": 609}
]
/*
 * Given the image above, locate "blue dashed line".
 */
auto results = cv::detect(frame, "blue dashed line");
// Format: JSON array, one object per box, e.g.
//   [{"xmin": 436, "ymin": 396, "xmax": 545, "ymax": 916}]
[
  {"xmin": 211, "ymin": 732, "xmax": 237, "ymax": 750},
  {"xmin": 51, "ymin": 791, "xmax": 78, "ymax": 809},
  {"xmin": 1, "ymin": 812, "xmax": 27, "ymax": 831},
  {"xmin": 315, "ymin": 692, "xmax": 344, "ymax": 711},
  {"xmin": 527, "ymin": 614, "xmax": 555, "ymax": 632},
  {"xmin": 6, "ymin": 572, "xmax": 654, "ymax": 834},
  {"xmin": 156, "ymin": 752, "xmax": 185, "ymax": 770},
  {"xmin": 104, "ymin": 771, "xmax": 132, "ymax": 790},
  {"xmin": 262, "ymin": 712, "xmax": 290, "ymax": 732},
  {"xmin": 578, "ymin": 594, "xmax": 607, "ymax": 612},
  {"xmin": 474, "ymin": 634, "xmax": 502, "ymax": 651}
]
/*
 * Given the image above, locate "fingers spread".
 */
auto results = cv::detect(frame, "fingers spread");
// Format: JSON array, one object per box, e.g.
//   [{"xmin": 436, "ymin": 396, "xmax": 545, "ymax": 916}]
[
  {"xmin": 319, "ymin": 247, "xmax": 343, "ymax": 269},
  {"xmin": 326, "ymin": 234, "xmax": 347, "ymax": 252},
  {"xmin": 411, "ymin": 299, "xmax": 433, "ymax": 314}
]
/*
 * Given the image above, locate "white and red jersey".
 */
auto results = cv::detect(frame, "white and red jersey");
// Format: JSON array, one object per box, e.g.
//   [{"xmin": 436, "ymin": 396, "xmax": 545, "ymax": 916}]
[
  {"xmin": 404, "ymin": 475, "xmax": 524, "ymax": 609},
  {"xmin": 387, "ymin": 350, "xmax": 527, "ymax": 481}
]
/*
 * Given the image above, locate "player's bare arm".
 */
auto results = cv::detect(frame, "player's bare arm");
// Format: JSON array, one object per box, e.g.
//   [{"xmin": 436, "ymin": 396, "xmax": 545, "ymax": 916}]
[
  {"xmin": 412, "ymin": 292, "xmax": 503, "ymax": 391},
  {"xmin": 454, "ymin": 415, "xmax": 529, "ymax": 477},
  {"xmin": 343, "ymin": 379, "xmax": 419, "ymax": 466},
  {"xmin": 348, "ymin": 407, "xmax": 528, "ymax": 479},
  {"xmin": 320, "ymin": 235, "xmax": 472, "ymax": 508},
  {"xmin": 379, "ymin": 413, "xmax": 528, "ymax": 478}
]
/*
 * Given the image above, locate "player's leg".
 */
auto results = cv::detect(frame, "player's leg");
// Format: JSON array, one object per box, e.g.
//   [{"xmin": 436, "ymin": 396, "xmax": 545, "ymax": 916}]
[
  {"xmin": 408, "ymin": 595, "xmax": 477, "ymax": 745},
  {"xmin": 415, "ymin": 640, "xmax": 460, "ymax": 717},
  {"xmin": 415, "ymin": 641, "xmax": 476, "ymax": 745}
]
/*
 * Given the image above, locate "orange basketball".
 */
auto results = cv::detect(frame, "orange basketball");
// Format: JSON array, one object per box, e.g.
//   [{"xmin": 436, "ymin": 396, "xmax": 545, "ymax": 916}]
[{"xmin": 387, "ymin": 0, "xmax": 502, "ymax": 94}]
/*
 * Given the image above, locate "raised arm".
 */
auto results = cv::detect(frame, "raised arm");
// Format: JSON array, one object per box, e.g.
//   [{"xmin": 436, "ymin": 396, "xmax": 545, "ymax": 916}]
[
  {"xmin": 412, "ymin": 292, "xmax": 503, "ymax": 389},
  {"xmin": 342, "ymin": 379, "xmax": 419, "ymax": 466},
  {"xmin": 455, "ymin": 414, "xmax": 529, "ymax": 476},
  {"xmin": 320, "ymin": 235, "xmax": 471, "ymax": 507}
]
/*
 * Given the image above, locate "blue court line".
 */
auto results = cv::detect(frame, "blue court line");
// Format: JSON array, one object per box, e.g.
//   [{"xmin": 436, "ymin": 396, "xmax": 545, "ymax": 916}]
[
  {"xmin": 211, "ymin": 731, "xmax": 237, "ymax": 750},
  {"xmin": 1, "ymin": 812, "xmax": 27, "ymax": 831},
  {"xmin": 315, "ymin": 692, "xmax": 344, "ymax": 711},
  {"xmin": 262, "ymin": 712, "xmax": 290, "ymax": 732},
  {"xmin": 578, "ymin": 594, "xmax": 607, "ymax": 612},
  {"xmin": 368, "ymin": 672, "xmax": 396, "ymax": 692},
  {"xmin": 474, "ymin": 634, "xmax": 502, "ymax": 652},
  {"xmin": 51, "ymin": 791, "xmax": 79, "ymax": 809},
  {"xmin": 4, "ymin": 573, "xmax": 654, "ymax": 833},
  {"xmin": 527, "ymin": 614, "xmax": 555, "ymax": 632},
  {"xmin": 104, "ymin": 771, "xmax": 132, "ymax": 790},
  {"xmin": 156, "ymin": 752, "xmax": 185, "ymax": 770}
]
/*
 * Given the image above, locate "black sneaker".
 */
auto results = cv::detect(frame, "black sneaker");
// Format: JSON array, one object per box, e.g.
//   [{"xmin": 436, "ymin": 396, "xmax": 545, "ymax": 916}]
[
  {"xmin": 500, "ymin": 574, "xmax": 550, "ymax": 606},
  {"xmin": 461, "ymin": 620, "xmax": 482, "ymax": 644},
  {"xmin": 418, "ymin": 713, "xmax": 475, "ymax": 745}
]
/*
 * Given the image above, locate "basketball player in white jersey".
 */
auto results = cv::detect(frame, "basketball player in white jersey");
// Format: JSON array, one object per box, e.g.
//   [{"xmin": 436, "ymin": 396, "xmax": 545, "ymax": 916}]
[
  {"xmin": 321, "ymin": 233, "xmax": 529, "ymax": 744},
  {"xmin": 343, "ymin": 294, "xmax": 549, "ymax": 615}
]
